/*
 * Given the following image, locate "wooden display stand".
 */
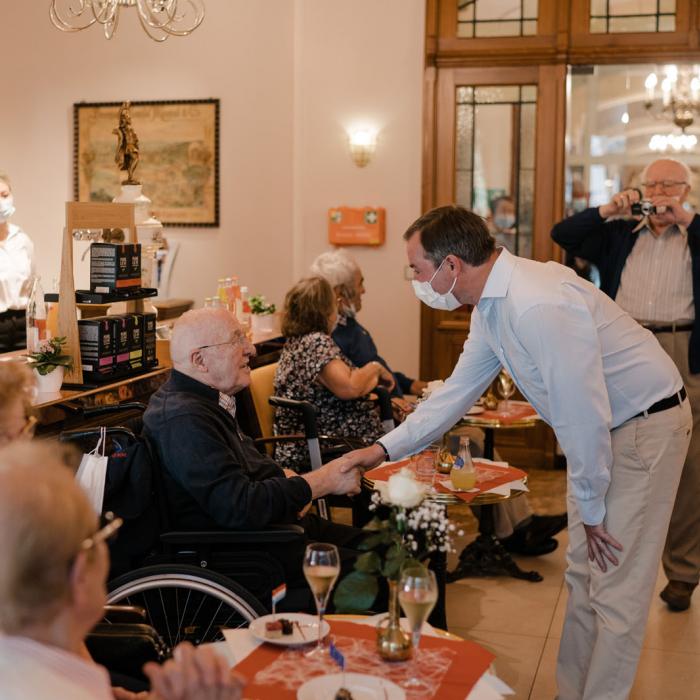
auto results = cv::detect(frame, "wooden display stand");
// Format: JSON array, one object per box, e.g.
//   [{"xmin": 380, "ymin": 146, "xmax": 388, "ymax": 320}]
[{"xmin": 59, "ymin": 202, "xmax": 142, "ymax": 385}]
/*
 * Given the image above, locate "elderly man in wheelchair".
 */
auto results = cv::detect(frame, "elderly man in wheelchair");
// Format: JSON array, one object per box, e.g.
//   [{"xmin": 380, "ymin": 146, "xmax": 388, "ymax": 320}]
[{"xmin": 140, "ymin": 307, "xmax": 367, "ymax": 596}]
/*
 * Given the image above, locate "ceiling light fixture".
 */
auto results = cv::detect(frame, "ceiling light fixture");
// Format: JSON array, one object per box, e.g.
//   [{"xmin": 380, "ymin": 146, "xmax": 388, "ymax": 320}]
[
  {"xmin": 49, "ymin": 0, "xmax": 205, "ymax": 42},
  {"xmin": 644, "ymin": 65, "xmax": 700, "ymax": 132},
  {"xmin": 648, "ymin": 133, "xmax": 698, "ymax": 152}
]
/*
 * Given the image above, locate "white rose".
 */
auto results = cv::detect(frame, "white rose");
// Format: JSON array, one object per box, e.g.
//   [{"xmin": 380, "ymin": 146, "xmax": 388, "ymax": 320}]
[{"xmin": 385, "ymin": 468, "xmax": 426, "ymax": 508}]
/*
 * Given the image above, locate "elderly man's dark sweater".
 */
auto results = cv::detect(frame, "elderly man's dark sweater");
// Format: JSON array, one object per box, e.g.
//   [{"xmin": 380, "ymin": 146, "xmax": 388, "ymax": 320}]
[{"xmin": 143, "ymin": 370, "xmax": 312, "ymax": 530}]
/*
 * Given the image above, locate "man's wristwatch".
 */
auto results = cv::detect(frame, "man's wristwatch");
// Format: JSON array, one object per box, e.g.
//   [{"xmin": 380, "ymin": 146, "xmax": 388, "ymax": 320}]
[{"xmin": 375, "ymin": 441, "xmax": 390, "ymax": 461}]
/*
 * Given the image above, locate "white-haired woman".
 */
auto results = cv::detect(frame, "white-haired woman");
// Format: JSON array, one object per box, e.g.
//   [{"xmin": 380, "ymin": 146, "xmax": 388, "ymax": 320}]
[
  {"xmin": 0, "ymin": 172, "xmax": 34, "ymax": 352},
  {"xmin": 310, "ymin": 249, "xmax": 427, "ymax": 399}
]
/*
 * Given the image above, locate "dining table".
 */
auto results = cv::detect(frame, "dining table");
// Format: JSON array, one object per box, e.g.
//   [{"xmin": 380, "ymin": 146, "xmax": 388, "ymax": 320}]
[{"xmin": 216, "ymin": 614, "xmax": 514, "ymax": 699}]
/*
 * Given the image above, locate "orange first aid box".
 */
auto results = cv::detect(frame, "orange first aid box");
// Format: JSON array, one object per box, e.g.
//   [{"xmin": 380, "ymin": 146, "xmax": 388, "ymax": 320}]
[{"xmin": 328, "ymin": 206, "xmax": 385, "ymax": 246}]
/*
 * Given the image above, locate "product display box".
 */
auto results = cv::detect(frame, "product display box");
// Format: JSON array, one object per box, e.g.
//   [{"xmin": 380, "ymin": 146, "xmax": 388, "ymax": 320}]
[
  {"xmin": 110, "ymin": 316, "xmax": 130, "ymax": 371},
  {"xmin": 90, "ymin": 243, "xmax": 142, "ymax": 294},
  {"xmin": 78, "ymin": 318, "xmax": 114, "ymax": 379},
  {"xmin": 78, "ymin": 311, "xmax": 158, "ymax": 383}
]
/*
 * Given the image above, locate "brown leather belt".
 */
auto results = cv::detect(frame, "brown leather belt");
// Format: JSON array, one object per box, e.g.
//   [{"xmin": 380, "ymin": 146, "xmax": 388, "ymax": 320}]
[
  {"xmin": 642, "ymin": 323, "xmax": 693, "ymax": 334},
  {"xmin": 633, "ymin": 386, "xmax": 687, "ymax": 420}
]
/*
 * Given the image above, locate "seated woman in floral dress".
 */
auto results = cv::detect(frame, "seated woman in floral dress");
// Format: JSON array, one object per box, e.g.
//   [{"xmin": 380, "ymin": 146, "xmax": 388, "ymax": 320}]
[{"xmin": 273, "ymin": 276, "xmax": 395, "ymax": 472}]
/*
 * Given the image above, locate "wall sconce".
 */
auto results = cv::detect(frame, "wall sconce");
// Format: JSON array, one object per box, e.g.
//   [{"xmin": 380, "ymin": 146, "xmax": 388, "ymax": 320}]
[{"xmin": 348, "ymin": 129, "xmax": 377, "ymax": 167}]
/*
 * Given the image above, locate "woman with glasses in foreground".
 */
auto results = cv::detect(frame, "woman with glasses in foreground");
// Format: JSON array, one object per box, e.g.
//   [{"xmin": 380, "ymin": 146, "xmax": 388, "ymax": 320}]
[{"xmin": 0, "ymin": 437, "xmax": 245, "ymax": 699}]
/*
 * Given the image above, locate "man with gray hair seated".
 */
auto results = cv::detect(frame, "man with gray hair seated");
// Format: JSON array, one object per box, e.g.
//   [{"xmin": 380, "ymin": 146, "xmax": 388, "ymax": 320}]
[
  {"xmin": 311, "ymin": 248, "xmax": 567, "ymax": 557},
  {"xmin": 0, "ymin": 441, "xmax": 244, "ymax": 700},
  {"xmin": 143, "ymin": 307, "xmax": 364, "ymax": 587}
]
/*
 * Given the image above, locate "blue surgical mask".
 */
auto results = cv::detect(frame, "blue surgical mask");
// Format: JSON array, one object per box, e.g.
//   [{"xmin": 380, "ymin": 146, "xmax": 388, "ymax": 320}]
[
  {"xmin": 494, "ymin": 214, "xmax": 515, "ymax": 231},
  {"xmin": 0, "ymin": 195, "xmax": 15, "ymax": 223},
  {"xmin": 412, "ymin": 258, "xmax": 461, "ymax": 311},
  {"xmin": 572, "ymin": 198, "xmax": 588, "ymax": 213}
]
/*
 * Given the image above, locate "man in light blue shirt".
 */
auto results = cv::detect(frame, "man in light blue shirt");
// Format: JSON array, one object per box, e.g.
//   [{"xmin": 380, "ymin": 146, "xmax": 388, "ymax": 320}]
[{"xmin": 343, "ymin": 206, "xmax": 692, "ymax": 700}]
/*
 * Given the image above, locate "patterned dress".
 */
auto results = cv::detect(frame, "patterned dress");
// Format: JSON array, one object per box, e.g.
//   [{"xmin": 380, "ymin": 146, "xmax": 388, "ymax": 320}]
[{"xmin": 273, "ymin": 331, "xmax": 382, "ymax": 471}]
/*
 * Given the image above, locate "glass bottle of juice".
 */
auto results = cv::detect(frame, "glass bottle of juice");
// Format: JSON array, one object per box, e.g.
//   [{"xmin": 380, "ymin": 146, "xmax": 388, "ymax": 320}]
[
  {"xmin": 450, "ymin": 436, "xmax": 476, "ymax": 491},
  {"xmin": 217, "ymin": 278, "xmax": 229, "ymax": 309},
  {"xmin": 239, "ymin": 285, "xmax": 252, "ymax": 332}
]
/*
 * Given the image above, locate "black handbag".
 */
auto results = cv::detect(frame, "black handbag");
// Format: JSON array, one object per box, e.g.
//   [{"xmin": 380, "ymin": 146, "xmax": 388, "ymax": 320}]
[{"xmin": 86, "ymin": 621, "xmax": 171, "ymax": 683}]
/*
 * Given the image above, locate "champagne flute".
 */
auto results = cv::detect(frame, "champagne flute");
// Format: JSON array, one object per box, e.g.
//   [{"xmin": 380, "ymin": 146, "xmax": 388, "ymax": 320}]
[
  {"xmin": 398, "ymin": 566, "xmax": 438, "ymax": 693},
  {"xmin": 497, "ymin": 370, "xmax": 515, "ymax": 413},
  {"xmin": 303, "ymin": 543, "xmax": 340, "ymax": 658}
]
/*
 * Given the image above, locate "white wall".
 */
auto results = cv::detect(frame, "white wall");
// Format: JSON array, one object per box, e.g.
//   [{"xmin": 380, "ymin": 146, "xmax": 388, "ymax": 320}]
[
  {"xmin": 295, "ymin": 0, "xmax": 425, "ymax": 377},
  {"xmin": 1, "ymin": 0, "xmax": 424, "ymax": 377}
]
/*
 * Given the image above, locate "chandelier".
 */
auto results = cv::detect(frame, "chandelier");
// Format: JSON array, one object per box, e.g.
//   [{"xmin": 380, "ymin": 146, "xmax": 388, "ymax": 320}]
[
  {"xmin": 644, "ymin": 65, "xmax": 700, "ymax": 132},
  {"xmin": 648, "ymin": 133, "xmax": 698, "ymax": 153},
  {"xmin": 49, "ymin": 0, "xmax": 205, "ymax": 42}
]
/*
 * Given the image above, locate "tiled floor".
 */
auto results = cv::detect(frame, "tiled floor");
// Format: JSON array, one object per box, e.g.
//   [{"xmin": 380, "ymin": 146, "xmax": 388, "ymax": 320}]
[{"xmin": 444, "ymin": 470, "xmax": 700, "ymax": 699}]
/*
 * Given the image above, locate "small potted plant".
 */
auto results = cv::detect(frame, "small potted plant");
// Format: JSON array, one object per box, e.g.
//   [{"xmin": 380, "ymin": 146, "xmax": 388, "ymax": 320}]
[
  {"xmin": 249, "ymin": 294, "xmax": 277, "ymax": 334},
  {"xmin": 26, "ymin": 337, "xmax": 73, "ymax": 393}
]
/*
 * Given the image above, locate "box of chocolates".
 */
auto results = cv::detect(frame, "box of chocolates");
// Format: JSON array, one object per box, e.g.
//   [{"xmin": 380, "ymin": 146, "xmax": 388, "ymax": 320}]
[
  {"xmin": 78, "ymin": 318, "xmax": 114, "ymax": 379},
  {"xmin": 90, "ymin": 243, "xmax": 142, "ymax": 294}
]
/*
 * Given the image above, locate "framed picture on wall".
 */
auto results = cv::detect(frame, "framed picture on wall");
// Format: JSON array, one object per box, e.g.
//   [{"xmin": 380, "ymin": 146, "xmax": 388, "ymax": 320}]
[{"xmin": 74, "ymin": 99, "xmax": 220, "ymax": 227}]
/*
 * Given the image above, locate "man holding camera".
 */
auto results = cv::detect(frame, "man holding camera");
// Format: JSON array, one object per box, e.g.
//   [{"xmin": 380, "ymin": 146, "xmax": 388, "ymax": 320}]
[{"xmin": 552, "ymin": 157, "xmax": 700, "ymax": 612}]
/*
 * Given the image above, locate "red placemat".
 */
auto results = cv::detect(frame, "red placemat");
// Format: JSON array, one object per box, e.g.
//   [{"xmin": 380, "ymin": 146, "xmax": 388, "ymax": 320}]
[
  {"xmin": 235, "ymin": 620, "xmax": 495, "ymax": 699},
  {"xmin": 365, "ymin": 459, "xmax": 527, "ymax": 503}
]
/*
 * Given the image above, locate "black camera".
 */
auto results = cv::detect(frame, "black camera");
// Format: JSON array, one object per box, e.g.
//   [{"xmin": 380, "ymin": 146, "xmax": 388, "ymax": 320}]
[
  {"xmin": 631, "ymin": 188, "xmax": 657, "ymax": 216},
  {"xmin": 631, "ymin": 200, "xmax": 657, "ymax": 216}
]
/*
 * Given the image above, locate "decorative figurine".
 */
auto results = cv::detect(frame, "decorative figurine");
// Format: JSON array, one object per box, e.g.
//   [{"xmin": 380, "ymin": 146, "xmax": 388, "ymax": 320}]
[{"xmin": 113, "ymin": 101, "xmax": 140, "ymax": 185}]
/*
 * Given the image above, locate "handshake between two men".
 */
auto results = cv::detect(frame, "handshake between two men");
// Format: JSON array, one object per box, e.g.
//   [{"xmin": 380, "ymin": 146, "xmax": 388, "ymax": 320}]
[{"xmin": 297, "ymin": 443, "xmax": 386, "ymax": 504}]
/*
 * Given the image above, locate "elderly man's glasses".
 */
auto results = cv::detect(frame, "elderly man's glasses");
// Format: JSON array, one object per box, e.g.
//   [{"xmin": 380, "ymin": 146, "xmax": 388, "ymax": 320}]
[
  {"xmin": 197, "ymin": 330, "xmax": 247, "ymax": 351},
  {"xmin": 81, "ymin": 511, "xmax": 123, "ymax": 554},
  {"xmin": 642, "ymin": 180, "xmax": 688, "ymax": 191}
]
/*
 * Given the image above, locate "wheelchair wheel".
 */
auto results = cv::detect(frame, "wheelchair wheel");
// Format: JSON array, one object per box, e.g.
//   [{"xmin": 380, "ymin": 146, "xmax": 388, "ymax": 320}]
[{"xmin": 107, "ymin": 564, "xmax": 267, "ymax": 648}]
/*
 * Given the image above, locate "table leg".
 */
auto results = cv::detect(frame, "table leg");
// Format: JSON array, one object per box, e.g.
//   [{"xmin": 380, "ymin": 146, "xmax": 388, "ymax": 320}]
[
  {"xmin": 428, "ymin": 550, "xmax": 448, "ymax": 629},
  {"xmin": 448, "ymin": 504, "xmax": 543, "ymax": 583},
  {"xmin": 453, "ymin": 425, "xmax": 542, "ymax": 583}
]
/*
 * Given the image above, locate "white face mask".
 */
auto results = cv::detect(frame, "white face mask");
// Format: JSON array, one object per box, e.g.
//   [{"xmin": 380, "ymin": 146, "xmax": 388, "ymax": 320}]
[
  {"xmin": 412, "ymin": 258, "xmax": 461, "ymax": 311},
  {"xmin": 494, "ymin": 214, "xmax": 515, "ymax": 231},
  {"xmin": 0, "ymin": 195, "xmax": 15, "ymax": 223},
  {"xmin": 572, "ymin": 198, "xmax": 588, "ymax": 213},
  {"xmin": 339, "ymin": 299, "xmax": 357, "ymax": 318}
]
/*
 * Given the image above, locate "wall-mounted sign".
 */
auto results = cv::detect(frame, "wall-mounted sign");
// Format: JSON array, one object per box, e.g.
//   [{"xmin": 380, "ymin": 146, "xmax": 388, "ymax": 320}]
[{"xmin": 328, "ymin": 206, "xmax": 385, "ymax": 246}]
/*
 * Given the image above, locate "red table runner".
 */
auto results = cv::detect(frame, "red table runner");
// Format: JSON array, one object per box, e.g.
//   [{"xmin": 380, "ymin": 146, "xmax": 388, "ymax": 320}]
[
  {"xmin": 365, "ymin": 458, "xmax": 527, "ymax": 503},
  {"xmin": 235, "ymin": 620, "xmax": 495, "ymax": 699}
]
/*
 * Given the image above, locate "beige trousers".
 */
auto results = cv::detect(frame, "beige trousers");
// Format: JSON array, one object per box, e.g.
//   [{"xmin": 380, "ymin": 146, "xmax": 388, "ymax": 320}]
[
  {"xmin": 556, "ymin": 400, "xmax": 691, "ymax": 700},
  {"xmin": 655, "ymin": 330, "xmax": 700, "ymax": 584}
]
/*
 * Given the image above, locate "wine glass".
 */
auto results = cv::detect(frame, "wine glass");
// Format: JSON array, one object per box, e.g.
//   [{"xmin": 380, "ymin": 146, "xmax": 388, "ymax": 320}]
[
  {"xmin": 398, "ymin": 566, "xmax": 438, "ymax": 693},
  {"xmin": 303, "ymin": 543, "xmax": 340, "ymax": 657},
  {"xmin": 497, "ymin": 369, "xmax": 515, "ymax": 413}
]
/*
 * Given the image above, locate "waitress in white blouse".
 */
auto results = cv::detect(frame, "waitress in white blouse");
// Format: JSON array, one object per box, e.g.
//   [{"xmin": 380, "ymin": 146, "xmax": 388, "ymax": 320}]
[{"xmin": 0, "ymin": 173, "xmax": 34, "ymax": 352}]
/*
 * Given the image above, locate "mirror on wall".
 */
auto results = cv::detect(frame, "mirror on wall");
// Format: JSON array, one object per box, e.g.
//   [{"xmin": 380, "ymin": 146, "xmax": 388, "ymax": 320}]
[
  {"xmin": 564, "ymin": 63, "xmax": 700, "ymax": 281},
  {"xmin": 566, "ymin": 63, "xmax": 700, "ymax": 211}
]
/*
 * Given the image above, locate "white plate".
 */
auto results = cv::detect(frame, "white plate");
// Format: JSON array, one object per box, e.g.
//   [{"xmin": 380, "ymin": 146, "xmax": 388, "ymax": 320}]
[
  {"xmin": 249, "ymin": 613, "xmax": 330, "ymax": 647},
  {"xmin": 297, "ymin": 673, "xmax": 405, "ymax": 700},
  {"xmin": 466, "ymin": 406, "xmax": 485, "ymax": 416}
]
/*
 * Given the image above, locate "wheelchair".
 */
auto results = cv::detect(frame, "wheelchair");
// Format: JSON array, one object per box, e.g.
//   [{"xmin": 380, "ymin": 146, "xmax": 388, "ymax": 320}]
[{"xmin": 61, "ymin": 417, "xmax": 308, "ymax": 649}]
